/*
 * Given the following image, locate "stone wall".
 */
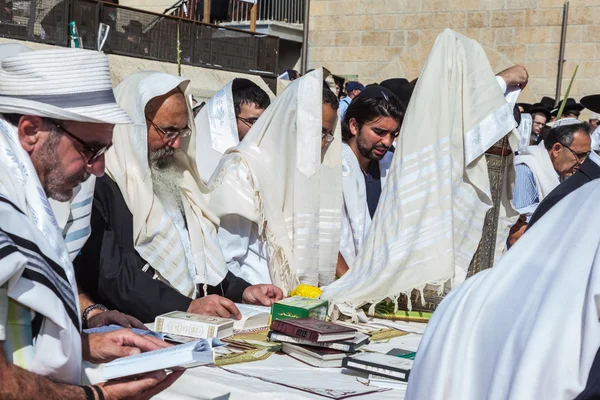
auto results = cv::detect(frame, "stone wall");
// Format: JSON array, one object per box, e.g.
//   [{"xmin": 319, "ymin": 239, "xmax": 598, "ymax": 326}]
[{"xmin": 308, "ymin": 0, "xmax": 600, "ymax": 105}]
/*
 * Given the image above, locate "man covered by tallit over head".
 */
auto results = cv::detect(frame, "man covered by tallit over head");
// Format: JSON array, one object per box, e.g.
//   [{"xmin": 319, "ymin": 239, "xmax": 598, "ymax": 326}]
[
  {"xmin": 320, "ymin": 28, "xmax": 519, "ymax": 314},
  {"xmin": 209, "ymin": 69, "xmax": 342, "ymax": 295}
]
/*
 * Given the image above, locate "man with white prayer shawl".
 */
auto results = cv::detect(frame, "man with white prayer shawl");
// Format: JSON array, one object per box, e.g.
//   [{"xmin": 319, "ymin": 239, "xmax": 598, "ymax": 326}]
[
  {"xmin": 508, "ymin": 119, "xmax": 591, "ymax": 244},
  {"xmin": 0, "ymin": 44, "xmax": 147, "ymax": 332},
  {"xmin": 0, "ymin": 49, "xmax": 181, "ymax": 400},
  {"xmin": 337, "ymin": 86, "xmax": 404, "ymax": 276},
  {"xmin": 195, "ymin": 78, "xmax": 270, "ymax": 184},
  {"xmin": 74, "ymin": 72, "xmax": 283, "ymax": 323},
  {"xmin": 405, "ymin": 179, "xmax": 600, "ymax": 400},
  {"xmin": 320, "ymin": 28, "xmax": 520, "ymax": 319},
  {"xmin": 209, "ymin": 69, "xmax": 341, "ymax": 294}
]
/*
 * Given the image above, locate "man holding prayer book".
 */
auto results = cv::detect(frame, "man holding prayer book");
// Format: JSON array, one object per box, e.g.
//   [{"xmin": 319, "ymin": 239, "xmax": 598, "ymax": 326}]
[
  {"xmin": 0, "ymin": 48, "xmax": 180, "ymax": 399},
  {"xmin": 74, "ymin": 71, "xmax": 284, "ymax": 324}
]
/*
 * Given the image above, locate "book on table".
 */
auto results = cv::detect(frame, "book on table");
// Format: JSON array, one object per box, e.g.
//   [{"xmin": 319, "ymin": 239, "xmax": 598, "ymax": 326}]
[
  {"xmin": 342, "ymin": 352, "xmax": 413, "ymax": 382},
  {"xmin": 271, "ymin": 296, "xmax": 329, "ymax": 322},
  {"xmin": 368, "ymin": 374, "xmax": 408, "ymax": 391},
  {"xmin": 270, "ymin": 318, "xmax": 357, "ymax": 343},
  {"xmin": 268, "ymin": 331, "xmax": 369, "ymax": 352},
  {"xmin": 102, "ymin": 339, "xmax": 216, "ymax": 380},
  {"xmin": 281, "ymin": 343, "xmax": 347, "ymax": 368},
  {"xmin": 154, "ymin": 311, "xmax": 234, "ymax": 340},
  {"xmin": 233, "ymin": 304, "xmax": 270, "ymax": 331}
]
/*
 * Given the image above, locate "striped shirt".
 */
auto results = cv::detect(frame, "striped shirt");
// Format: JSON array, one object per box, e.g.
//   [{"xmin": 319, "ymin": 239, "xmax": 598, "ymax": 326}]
[{"xmin": 513, "ymin": 163, "xmax": 540, "ymax": 210}]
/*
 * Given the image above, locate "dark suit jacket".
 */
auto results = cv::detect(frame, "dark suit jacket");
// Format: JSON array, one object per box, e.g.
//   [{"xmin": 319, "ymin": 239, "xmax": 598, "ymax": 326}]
[
  {"xmin": 527, "ymin": 157, "xmax": 600, "ymax": 229},
  {"xmin": 74, "ymin": 175, "xmax": 251, "ymax": 323},
  {"xmin": 524, "ymin": 157, "xmax": 600, "ymax": 400}
]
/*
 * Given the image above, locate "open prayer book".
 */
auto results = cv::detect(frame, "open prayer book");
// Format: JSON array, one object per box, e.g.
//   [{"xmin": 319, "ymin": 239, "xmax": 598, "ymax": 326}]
[
  {"xmin": 102, "ymin": 339, "xmax": 218, "ymax": 380},
  {"xmin": 233, "ymin": 304, "xmax": 271, "ymax": 331}
]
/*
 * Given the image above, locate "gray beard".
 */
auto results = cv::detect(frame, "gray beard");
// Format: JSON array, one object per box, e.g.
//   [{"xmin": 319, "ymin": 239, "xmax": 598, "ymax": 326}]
[{"xmin": 151, "ymin": 162, "xmax": 185, "ymax": 216}]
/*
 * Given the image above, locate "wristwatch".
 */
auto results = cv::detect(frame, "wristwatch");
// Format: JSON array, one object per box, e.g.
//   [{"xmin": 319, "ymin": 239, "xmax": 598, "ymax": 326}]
[{"xmin": 82, "ymin": 304, "xmax": 109, "ymax": 329}]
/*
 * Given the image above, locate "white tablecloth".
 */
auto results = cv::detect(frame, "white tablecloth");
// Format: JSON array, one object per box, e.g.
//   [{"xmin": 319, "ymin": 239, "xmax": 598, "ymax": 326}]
[{"xmin": 153, "ymin": 320, "xmax": 426, "ymax": 400}]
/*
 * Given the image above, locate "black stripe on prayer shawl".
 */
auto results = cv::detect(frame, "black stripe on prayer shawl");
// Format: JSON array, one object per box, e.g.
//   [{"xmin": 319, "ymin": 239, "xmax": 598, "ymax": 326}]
[
  {"xmin": 0, "ymin": 89, "xmax": 117, "ymax": 109},
  {"xmin": 0, "ymin": 231, "xmax": 79, "ymax": 330},
  {"xmin": 0, "ymin": 196, "xmax": 79, "ymax": 329}
]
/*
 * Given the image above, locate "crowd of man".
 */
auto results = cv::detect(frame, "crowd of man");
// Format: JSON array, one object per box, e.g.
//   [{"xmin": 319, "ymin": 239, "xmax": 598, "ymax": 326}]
[{"xmin": 3, "ymin": 26, "xmax": 600, "ymax": 399}]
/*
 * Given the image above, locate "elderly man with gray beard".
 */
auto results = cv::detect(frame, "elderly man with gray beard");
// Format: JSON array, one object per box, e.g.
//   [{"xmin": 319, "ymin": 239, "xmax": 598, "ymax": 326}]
[{"xmin": 74, "ymin": 72, "xmax": 283, "ymax": 323}]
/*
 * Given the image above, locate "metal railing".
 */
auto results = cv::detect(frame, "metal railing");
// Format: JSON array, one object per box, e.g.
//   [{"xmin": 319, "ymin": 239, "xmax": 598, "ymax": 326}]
[
  {"xmin": 229, "ymin": 0, "xmax": 305, "ymax": 24},
  {"xmin": 0, "ymin": 0, "xmax": 279, "ymax": 77}
]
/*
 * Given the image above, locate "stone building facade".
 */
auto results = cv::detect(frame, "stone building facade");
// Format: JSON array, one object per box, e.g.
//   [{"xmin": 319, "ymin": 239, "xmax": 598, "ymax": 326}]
[{"xmin": 308, "ymin": 0, "xmax": 600, "ymax": 105}]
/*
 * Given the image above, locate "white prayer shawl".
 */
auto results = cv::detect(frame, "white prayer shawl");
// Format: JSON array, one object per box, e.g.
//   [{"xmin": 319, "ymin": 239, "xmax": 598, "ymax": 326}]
[
  {"xmin": 321, "ymin": 29, "xmax": 519, "ymax": 314},
  {"xmin": 107, "ymin": 72, "xmax": 227, "ymax": 298},
  {"xmin": 516, "ymin": 113, "xmax": 532, "ymax": 154},
  {"xmin": 406, "ymin": 180, "xmax": 600, "ymax": 400},
  {"xmin": 49, "ymin": 176, "xmax": 96, "ymax": 261},
  {"xmin": 514, "ymin": 141, "xmax": 560, "ymax": 203},
  {"xmin": 339, "ymin": 142, "xmax": 394, "ymax": 267},
  {"xmin": 209, "ymin": 69, "xmax": 342, "ymax": 294},
  {"xmin": 194, "ymin": 81, "xmax": 239, "ymax": 184},
  {"xmin": 0, "ymin": 116, "xmax": 81, "ymax": 384},
  {"xmin": 592, "ymin": 125, "xmax": 600, "ymax": 152}
]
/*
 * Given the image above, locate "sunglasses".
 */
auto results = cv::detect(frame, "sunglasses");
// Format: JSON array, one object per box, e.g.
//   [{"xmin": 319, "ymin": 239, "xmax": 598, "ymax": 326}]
[{"xmin": 47, "ymin": 119, "xmax": 112, "ymax": 165}]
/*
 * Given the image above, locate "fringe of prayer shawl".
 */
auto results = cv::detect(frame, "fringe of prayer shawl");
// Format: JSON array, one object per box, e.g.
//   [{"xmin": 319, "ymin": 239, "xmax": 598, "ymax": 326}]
[{"xmin": 209, "ymin": 154, "xmax": 300, "ymax": 294}]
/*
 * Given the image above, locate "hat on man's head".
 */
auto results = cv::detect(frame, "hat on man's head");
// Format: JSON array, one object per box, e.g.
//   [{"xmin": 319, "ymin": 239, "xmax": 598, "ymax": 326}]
[
  {"xmin": 0, "ymin": 43, "xmax": 32, "ymax": 62},
  {"xmin": 346, "ymin": 81, "xmax": 365, "ymax": 92},
  {"xmin": 551, "ymin": 98, "xmax": 584, "ymax": 116},
  {"xmin": 527, "ymin": 103, "xmax": 551, "ymax": 120},
  {"xmin": 540, "ymin": 96, "xmax": 556, "ymax": 110},
  {"xmin": 0, "ymin": 48, "xmax": 131, "ymax": 124},
  {"xmin": 380, "ymin": 78, "xmax": 412, "ymax": 107},
  {"xmin": 580, "ymin": 94, "xmax": 600, "ymax": 114},
  {"xmin": 517, "ymin": 102, "xmax": 532, "ymax": 113}
]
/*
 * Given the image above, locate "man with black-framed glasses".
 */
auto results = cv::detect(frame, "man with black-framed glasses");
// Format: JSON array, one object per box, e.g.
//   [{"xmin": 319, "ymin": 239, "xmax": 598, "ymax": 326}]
[
  {"xmin": 194, "ymin": 78, "xmax": 271, "ymax": 184},
  {"xmin": 509, "ymin": 120, "xmax": 591, "ymax": 245},
  {"xmin": 75, "ymin": 72, "xmax": 283, "ymax": 326}
]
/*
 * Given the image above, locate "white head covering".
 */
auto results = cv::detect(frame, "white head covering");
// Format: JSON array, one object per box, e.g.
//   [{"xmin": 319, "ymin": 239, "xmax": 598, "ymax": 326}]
[
  {"xmin": 107, "ymin": 71, "xmax": 228, "ymax": 298},
  {"xmin": 407, "ymin": 180, "xmax": 600, "ymax": 400},
  {"xmin": 321, "ymin": 29, "xmax": 519, "ymax": 316},
  {"xmin": 194, "ymin": 80, "xmax": 239, "ymax": 184},
  {"xmin": 209, "ymin": 68, "xmax": 343, "ymax": 294},
  {"xmin": 0, "ymin": 48, "xmax": 131, "ymax": 124}
]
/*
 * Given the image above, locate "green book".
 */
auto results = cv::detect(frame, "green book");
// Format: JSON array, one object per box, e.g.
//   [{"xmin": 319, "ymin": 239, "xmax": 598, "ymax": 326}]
[{"xmin": 271, "ymin": 296, "xmax": 328, "ymax": 322}]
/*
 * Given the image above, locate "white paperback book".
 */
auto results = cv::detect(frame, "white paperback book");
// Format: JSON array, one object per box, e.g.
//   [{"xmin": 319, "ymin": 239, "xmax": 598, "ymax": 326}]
[
  {"xmin": 233, "ymin": 304, "xmax": 270, "ymax": 331},
  {"xmin": 102, "ymin": 339, "xmax": 216, "ymax": 380},
  {"xmin": 342, "ymin": 353, "xmax": 413, "ymax": 382},
  {"xmin": 155, "ymin": 311, "xmax": 234, "ymax": 339}
]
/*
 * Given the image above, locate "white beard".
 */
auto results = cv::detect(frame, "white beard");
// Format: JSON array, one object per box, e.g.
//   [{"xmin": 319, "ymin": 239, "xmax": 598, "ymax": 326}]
[{"xmin": 151, "ymin": 163, "xmax": 184, "ymax": 216}]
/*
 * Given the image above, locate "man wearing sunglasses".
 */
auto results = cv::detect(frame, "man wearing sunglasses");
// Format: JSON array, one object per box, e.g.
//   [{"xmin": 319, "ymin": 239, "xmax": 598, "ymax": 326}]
[{"xmin": 509, "ymin": 120, "xmax": 591, "ymax": 245}]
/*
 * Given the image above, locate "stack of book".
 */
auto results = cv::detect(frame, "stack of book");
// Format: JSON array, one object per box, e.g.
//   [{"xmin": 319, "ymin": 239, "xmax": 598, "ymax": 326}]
[
  {"xmin": 342, "ymin": 350, "xmax": 414, "ymax": 390},
  {"xmin": 267, "ymin": 318, "xmax": 369, "ymax": 367}
]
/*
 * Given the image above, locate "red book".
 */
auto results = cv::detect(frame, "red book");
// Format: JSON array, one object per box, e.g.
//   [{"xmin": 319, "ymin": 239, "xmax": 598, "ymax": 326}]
[{"xmin": 270, "ymin": 318, "xmax": 357, "ymax": 343}]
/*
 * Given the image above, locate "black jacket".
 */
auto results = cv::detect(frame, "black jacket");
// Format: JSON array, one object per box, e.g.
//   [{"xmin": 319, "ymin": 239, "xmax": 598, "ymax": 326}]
[
  {"xmin": 524, "ymin": 157, "xmax": 600, "ymax": 400},
  {"xmin": 74, "ymin": 175, "xmax": 251, "ymax": 323}
]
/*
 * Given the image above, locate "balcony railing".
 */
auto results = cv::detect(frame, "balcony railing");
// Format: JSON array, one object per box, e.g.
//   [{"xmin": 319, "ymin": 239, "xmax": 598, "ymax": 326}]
[
  {"xmin": 229, "ymin": 0, "xmax": 305, "ymax": 24},
  {"xmin": 0, "ymin": 0, "xmax": 279, "ymax": 77}
]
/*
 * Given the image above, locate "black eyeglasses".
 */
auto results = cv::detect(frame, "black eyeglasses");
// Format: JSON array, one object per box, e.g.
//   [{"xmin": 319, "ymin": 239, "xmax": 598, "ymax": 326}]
[
  {"xmin": 48, "ymin": 119, "xmax": 112, "ymax": 165},
  {"xmin": 146, "ymin": 117, "xmax": 192, "ymax": 142},
  {"xmin": 562, "ymin": 143, "xmax": 590, "ymax": 164},
  {"xmin": 237, "ymin": 116, "xmax": 258, "ymax": 129}
]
